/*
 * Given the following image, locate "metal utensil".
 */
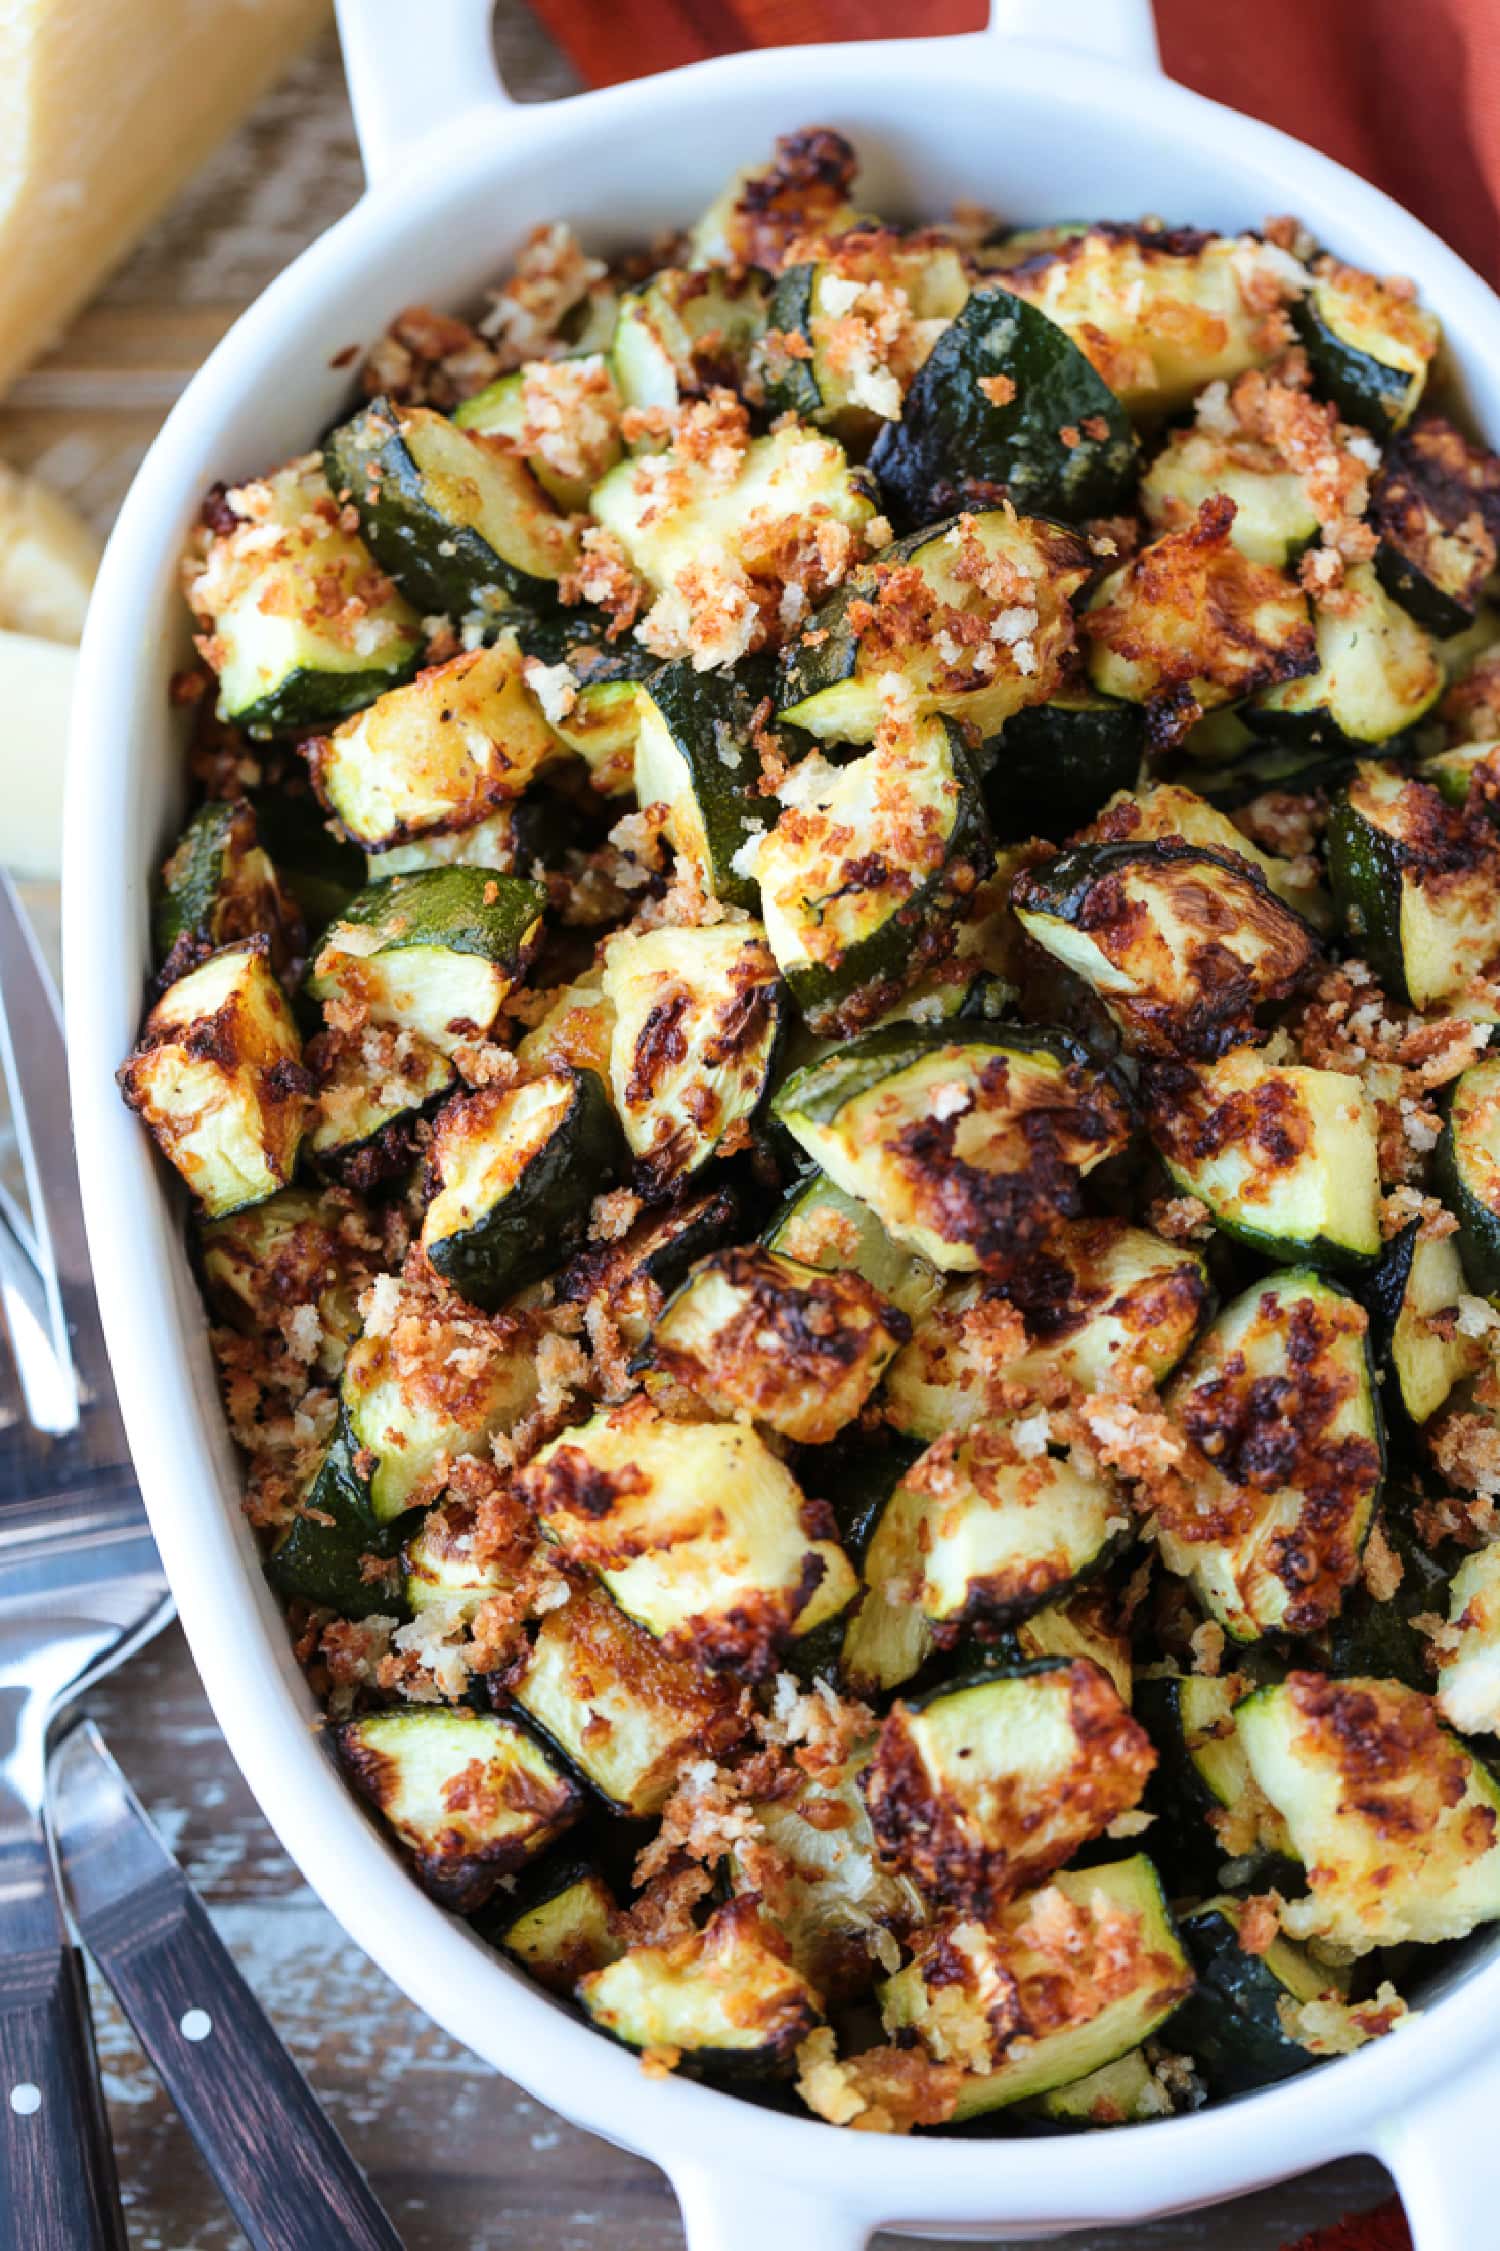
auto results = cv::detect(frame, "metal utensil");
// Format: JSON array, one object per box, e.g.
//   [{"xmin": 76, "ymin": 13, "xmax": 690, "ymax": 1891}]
[{"xmin": 0, "ymin": 870, "xmax": 164, "ymax": 2250}]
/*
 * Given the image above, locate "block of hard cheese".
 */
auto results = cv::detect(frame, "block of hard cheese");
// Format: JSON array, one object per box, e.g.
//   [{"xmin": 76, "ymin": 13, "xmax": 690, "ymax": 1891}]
[
  {"xmin": 0, "ymin": 0, "xmax": 329, "ymax": 396},
  {"xmin": 0, "ymin": 629, "xmax": 77, "ymax": 878}
]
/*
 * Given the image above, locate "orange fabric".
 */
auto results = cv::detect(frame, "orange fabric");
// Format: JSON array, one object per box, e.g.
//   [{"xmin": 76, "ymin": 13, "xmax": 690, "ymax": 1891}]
[{"xmin": 526, "ymin": 0, "xmax": 1500, "ymax": 284}]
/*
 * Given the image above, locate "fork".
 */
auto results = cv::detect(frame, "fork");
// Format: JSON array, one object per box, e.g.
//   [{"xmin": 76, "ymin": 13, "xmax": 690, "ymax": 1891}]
[{"xmin": 0, "ymin": 873, "xmax": 402, "ymax": 2251}]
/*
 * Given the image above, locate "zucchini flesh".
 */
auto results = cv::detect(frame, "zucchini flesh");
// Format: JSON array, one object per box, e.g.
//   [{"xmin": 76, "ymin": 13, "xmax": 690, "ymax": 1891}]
[
  {"xmin": 838, "ymin": 1476, "xmax": 938, "ymax": 1699},
  {"xmin": 1328, "ymin": 762, "xmax": 1500, "ymax": 1015},
  {"xmin": 402, "ymin": 1496, "xmax": 527, "ymax": 1619},
  {"xmin": 1159, "ymin": 1271, "xmax": 1383, "ymax": 1641},
  {"xmin": 199, "ymin": 1186, "xmax": 365, "ymax": 1376},
  {"xmin": 1372, "ymin": 414, "xmax": 1500, "ymax": 639},
  {"xmin": 452, "ymin": 353, "xmax": 624, "ymax": 510},
  {"xmin": 1141, "ymin": 422, "xmax": 1321, "ymax": 569},
  {"xmin": 486, "ymin": 1864, "xmax": 624, "ymax": 1993},
  {"xmin": 1083, "ymin": 778, "xmax": 1328, "ymax": 928},
  {"xmin": 1237, "ymin": 1672, "xmax": 1500, "ymax": 1951},
  {"xmin": 153, "ymin": 797, "xmax": 301, "ymax": 984},
  {"xmin": 633, "ymin": 659, "xmax": 772, "ymax": 909},
  {"xmin": 1358, "ymin": 1220, "xmax": 1479, "ymax": 1427},
  {"xmin": 340, "ymin": 1302, "xmax": 539, "ymax": 1522},
  {"xmin": 759, "ymin": 232, "xmax": 967, "ymax": 433},
  {"xmin": 1174, "ymin": 1897, "xmax": 1346, "ymax": 2094},
  {"xmin": 1135, "ymin": 1673, "xmax": 1296, "ymax": 1893},
  {"xmin": 1434, "ymin": 1543, "xmax": 1500, "ymax": 1736},
  {"xmin": 764, "ymin": 1170, "xmax": 943, "ymax": 1324},
  {"xmin": 578, "ymin": 1898, "xmax": 821, "ymax": 2074},
  {"xmin": 308, "ymin": 868, "xmax": 545, "ymax": 1056},
  {"xmin": 1436, "ymin": 1054, "xmax": 1500, "ymax": 1293},
  {"xmin": 307, "ymin": 1026, "xmax": 455, "ymax": 1192},
  {"xmin": 1292, "ymin": 269, "xmax": 1440, "ymax": 436},
  {"xmin": 1250, "ymin": 564, "xmax": 1442, "ymax": 748},
  {"xmin": 610, "ymin": 267, "xmax": 769, "ymax": 423}
]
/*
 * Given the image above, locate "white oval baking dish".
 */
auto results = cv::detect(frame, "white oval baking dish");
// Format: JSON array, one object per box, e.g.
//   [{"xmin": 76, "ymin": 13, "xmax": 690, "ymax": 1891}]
[{"xmin": 63, "ymin": 3, "xmax": 1500, "ymax": 2243}]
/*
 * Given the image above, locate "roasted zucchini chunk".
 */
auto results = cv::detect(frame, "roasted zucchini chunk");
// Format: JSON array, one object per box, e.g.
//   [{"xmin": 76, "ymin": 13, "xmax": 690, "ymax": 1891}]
[
  {"xmin": 153, "ymin": 797, "xmax": 302, "ymax": 985},
  {"xmin": 306, "ymin": 636, "xmax": 557, "ymax": 850},
  {"xmin": 1437, "ymin": 1056, "xmax": 1500, "ymax": 1293},
  {"xmin": 1292, "ymin": 264, "xmax": 1441, "ymax": 436},
  {"xmin": 1083, "ymin": 778, "xmax": 1328, "ymax": 927},
  {"xmin": 775, "ymin": 1024, "xmax": 1131, "ymax": 1275},
  {"xmin": 1432, "ymin": 1543, "xmax": 1500, "ymax": 1736},
  {"xmin": 324, "ymin": 397, "xmax": 578, "ymax": 622},
  {"xmin": 1358, "ymin": 1219, "xmax": 1480, "ymax": 1428},
  {"xmin": 307, "ymin": 869, "xmax": 545, "ymax": 1055},
  {"xmin": 184, "ymin": 457, "xmax": 422, "ymax": 735},
  {"xmin": 366, "ymin": 799, "xmax": 563, "ymax": 884},
  {"xmin": 764, "ymin": 1169, "xmax": 943, "ymax": 1324},
  {"xmin": 600, "ymin": 922, "xmax": 785, "ymax": 1186},
  {"xmin": 402, "ymin": 1495, "xmax": 526, "ymax": 1620},
  {"xmin": 420, "ymin": 1070, "xmax": 624, "ymax": 1310},
  {"xmin": 1173, "ymin": 1897, "xmax": 1351, "ymax": 2094},
  {"xmin": 1419, "ymin": 735, "xmax": 1500, "ymax": 822},
  {"xmin": 338, "ymin": 1708, "xmax": 582, "ymax": 1910},
  {"xmin": 1083, "ymin": 498, "xmax": 1316, "ymax": 743},
  {"xmin": 199, "ymin": 1186, "xmax": 368, "ymax": 1377},
  {"xmin": 1140, "ymin": 420, "xmax": 1321, "ymax": 569},
  {"xmin": 836, "ymin": 1452, "xmax": 938, "ymax": 1698},
  {"xmin": 776, "ymin": 510, "xmax": 1089, "ymax": 745},
  {"xmin": 578, "ymin": 1897, "xmax": 822, "ymax": 2075},
  {"xmin": 519, "ymin": 1397, "xmax": 857, "ymax": 1677},
  {"xmin": 1249, "ymin": 564, "xmax": 1442, "ymax": 748},
  {"xmin": 542, "ymin": 646, "xmax": 654, "ymax": 799},
  {"xmin": 589, "ymin": 420, "xmax": 873, "ymax": 603},
  {"xmin": 306, "ymin": 1026, "xmax": 456, "ymax": 1192},
  {"xmin": 1135, "ymin": 1673, "xmax": 1296, "ymax": 1891},
  {"xmin": 119, "ymin": 940, "xmax": 309, "ymax": 1219},
  {"xmin": 247, "ymin": 777, "xmax": 366, "ymax": 943},
  {"xmin": 633, "ymin": 660, "xmax": 771, "ymax": 909},
  {"xmin": 555, "ymin": 1186, "xmax": 742, "ymax": 1350},
  {"xmin": 890, "ymin": 1427, "xmax": 1129, "ymax": 1631},
  {"xmin": 1145, "ymin": 1048, "xmax": 1382, "ymax": 1275},
  {"xmin": 753, "ymin": 720, "xmax": 991, "ymax": 1030},
  {"xmin": 1000, "ymin": 224, "xmax": 1307, "ymax": 416},
  {"xmin": 1158, "ymin": 1271, "xmax": 1383, "ymax": 1642},
  {"xmin": 509, "ymin": 1585, "xmax": 746, "ymax": 1818},
  {"xmin": 1327, "ymin": 762, "xmax": 1500, "ymax": 1012},
  {"xmin": 515, "ymin": 968, "xmax": 615, "ymax": 1087},
  {"xmin": 876, "ymin": 1857, "xmax": 1193, "ymax": 2123},
  {"xmin": 984, "ymin": 691, "xmax": 1145, "ymax": 848},
  {"xmin": 609, "ymin": 266, "xmax": 770, "ymax": 423},
  {"xmin": 1321, "ymin": 1495, "xmax": 1459, "ymax": 1691},
  {"xmin": 1371, "ymin": 414, "xmax": 1500, "ymax": 639},
  {"xmin": 1033, "ymin": 2050, "xmax": 1161, "ymax": 2127},
  {"xmin": 452, "ymin": 353, "xmax": 624, "ymax": 511},
  {"xmin": 1012, "ymin": 841, "xmax": 1319, "ymax": 1059},
  {"xmin": 862, "ymin": 1660, "xmax": 1154, "ymax": 1908},
  {"xmin": 867, "ymin": 287, "xmax": 1137, "ymax": 528},
  {"xmin": 646, "ymin": 1244, "xmax": 910, "ymax": 1444},
  {"xmin": 335, "ymin": 1288, "xmax": 539, "ymax": 1522},
  {"xmin": 760, "ymin": 229, "xmax": 968, "ymax": 435},
  {"xmin": 1237, "ymin": 1672, "xmax": 1500, "ymax": 1951},
  {"xmin": 485, "ymin": 1861, "xmax": 624, "ymax": 1994},
  {"xmin": 689, "ymin": 129, "xmax": 858, "ymax": 271}
]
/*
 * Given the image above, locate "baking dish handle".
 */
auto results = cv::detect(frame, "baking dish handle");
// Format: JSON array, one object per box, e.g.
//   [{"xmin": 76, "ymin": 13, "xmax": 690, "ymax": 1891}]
[
  {"xmin": 333, "ymin": 0, "xmax": 511, "ymax": 190},
  {"xmin": 671, "ymin": 2161, "xmax": 875, "ymax": 2251},
  {"xmin": 985, "ymin": 0, "xmax": 1161, "ymax": 72},
  {"xmin": 1374, "ymin": 2042, "xmax": 1500, "ymax": 2251}
]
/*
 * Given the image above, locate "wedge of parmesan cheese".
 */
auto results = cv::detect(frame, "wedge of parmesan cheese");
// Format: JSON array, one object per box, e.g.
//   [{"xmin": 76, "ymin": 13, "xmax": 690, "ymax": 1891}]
[
  {"xmin": 0, "ymin": 628, "xmax": 76, "ymax": 878},
  {"xmin": 0, "ymin": 0, "xmax": 328, "ymax": 395}
]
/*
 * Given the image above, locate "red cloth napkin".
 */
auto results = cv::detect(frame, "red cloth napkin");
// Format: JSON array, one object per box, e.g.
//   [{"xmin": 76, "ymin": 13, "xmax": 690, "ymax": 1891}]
[{"xmin": 519, "ymin": 5, "xmax": 1494, "ymax": 2241}]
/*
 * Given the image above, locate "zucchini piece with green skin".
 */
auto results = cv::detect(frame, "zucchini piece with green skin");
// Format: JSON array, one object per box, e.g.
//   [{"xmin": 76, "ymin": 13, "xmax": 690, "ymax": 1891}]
[
  {"xmin": 773, "ymin": 1023, "xmax": 1132, "ymax": 1275},
  {"xmin": 1139, "ymin": 421, "xmax": 1322, "ymax": 568},
  {"xmin": 265, "ymin": 1429, "xmax": 411, "ymax": 1620},
  {"xmin": 1082, "ymin": 778, "xmax": 1330, "ymax": 930},
  {"xmin": 1134, "ymin": 1674, "xmax": 1297, "ymax": 1894},
  {"xmin": 1011, "ymin": 841, "xmax": 1321, "ymax": 1060},
  {"xmin": 199, "ymin": 1185, "xmax": 368, "ymax": 1377},
  {"xmin": 307, "ymin": 868, "xmax": 546, "ymax": 1056},
  {"xmin": 508, "ymin": 1584, "xmax": 746, "ymax": 1819},
  {"xmin": 1371, "ymin": 415, "xmax": 1500, "ymax": 640},
  {"xmin": 338, "ymin": 1707, "xmax": 582, "ymax": 1911},
  {"xmin": 337, "ymin": 1289, "xmax": 540, "ymax": 1522},
  {"xmin": 776, "ymin": 510, "xmax": 1089, "ymax": 746},
  {"xmin": 1320, "ymin": 1495, "xmax": 1457, "ymax": 1690},
  {"xmin": 324, "ymin": 398, "xmax": 578, "ymax": 622},
  {"xmin": 1327, "ymin": 762, "xmax": 1500, "ymax": 1013},
  {"xmin": 883, "ymin": 1221, "xmax": 1208, "ymax": 1443},
  {"xmin": 878, "ymin": 1857, "xmax": 1193, "ymax": 2123},
  {"xmin": 1159, "ymin": 1271, "xmax": 1384, "ymax": 1643},
  {"xmin": 1033, "ymin": 2049, "xmax": 1161, "ymax": 2126},
  {"xmin": 687, "ymin": 130, "xmax": 858, "ymax": 272},
  {"xmin": 545, "ymin": 649, "xmax": 655, "ymax": 799},
  {"xmin": 862, "ymin": 1660, "xmax": 1155, "ymax": 1907},
  {"xmin": 306, "ymin": 1026, "xmax": 456, "ymax": 1193},
  {"xmin": 1291, "ymin": 267, "xmax": 1440, "ymax": 436},
  {"xmin": 645, "ymin": 1244, "xmax": 909, "ymax": 1445},
  {"xmin": 1418, "ymin": 736, "xmax": 1500, "ymax": 820},
  {"xmin": 366, "ymin": 796, "xmax": 568, "ymax": 885},
  {"xmin": 867, "ymin": 287, "xmax": 1137, "ymax": 529},
  {"xmin": 633, "ymin": 660, "xmax": 770, "ymax": 908},
  {"xmin": 402, "ymin": 1496, "xmax": 526, "ymax": 1620},
  {"xmin": 1433, "ymin": 1542, "xmax": 1500, "ymax": 1736},
  {"xmin": 1144, "ymin": 1048, "xmax": 1383, "ymax": 1277},
  {"xmin": 306, "ymin": 636, "xmax": 557, "ymax": 850},
  {"xmin": 1173, "ymin": 1897, "xmax": 1348, "ymax": 2095},
  {"xmin": 153, "ymin": 797, "xmax": 302, "ymax": 985},
  {"xmin": 1010, "ymin": 1586, "xmax": 1133, "ymax": 1707},
  {"xmin": 1248, "ymin": 564, "xmax": 1442, "ymax": 748},
  {"xmin": 482, "ymin": 1861, "xmax": 624, "ymax": 1994},
  {"xmin": 452, "ymin": 354, "xmax": 623, "ymax": 510},
  {"xmin": 187, "ymin": 459, "xmax": 423, "ymax": 735},
  {"xmin": 1000, "ymin": 224, "xmax": 1309, "ymax": 417},
  {"xmin": 579, "ymin": 1897, "xmax": 822, "ymax": 2077},
  {"xmin": 753, "ymin": 719, "xmax": 992, "ymax": 1033},
  {"xmin": 758, "ymin": 231, "xmax": 968, "ymax": 433},
  {"xmin": 983, "ymin": 692, "xmax": 1145, "ymax": 847},
  {"xmin": 609, "ymin": 266, "xmax": 770, "ymax": 423},
  {"xmin": 419, "ymin": 1069, "xmax": 625, "ymax": 1311},
  {"xmin": 118, "ymin": 940, "xmax": 310, "ymax": 1221},
  {"xmin": 764, "ymin": 1169, "xmax": 944, "ymax": 1324},
  {"xmin": 248, "ymin": 779, "xmax": 366, "ymax": 943},
  {"xmin": 554, "ymin": 1186, "xmax": 742, "ymax": 1351},
  {"xmin": 1437, "ymin": 1058, "xmax": 1500, "ymax": 1295},
  {"xmin": 518, "ymin": 1398, "xmax": 857, "ymax": 1679},
  {"xmin": 1237, "ymin": 1671, "xmax": 1500, "ymax": 1951},
  {"xmin": 600, "ymin": 922, "xmax": 786, "ymax": 1188},
  {"xmin": 838, "ymin": 1469, "xmax": 939, "ymax": 1698},
  {"xmin": 1357, "ymin": 1220, "xmax": 1480, "ymax": 1428}
]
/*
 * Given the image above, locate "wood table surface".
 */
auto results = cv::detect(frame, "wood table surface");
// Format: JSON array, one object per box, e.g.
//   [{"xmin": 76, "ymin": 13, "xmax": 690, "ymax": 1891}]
[{"xmin": 0, "ymin": 14, "xmax": 1398, "ymax": 2246}]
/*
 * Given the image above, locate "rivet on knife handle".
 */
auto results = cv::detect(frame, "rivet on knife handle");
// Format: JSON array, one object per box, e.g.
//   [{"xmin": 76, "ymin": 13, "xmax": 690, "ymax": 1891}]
[{"xmin": 49, "ymin": 1723, "xmax": 402, "ymax": 2251}]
